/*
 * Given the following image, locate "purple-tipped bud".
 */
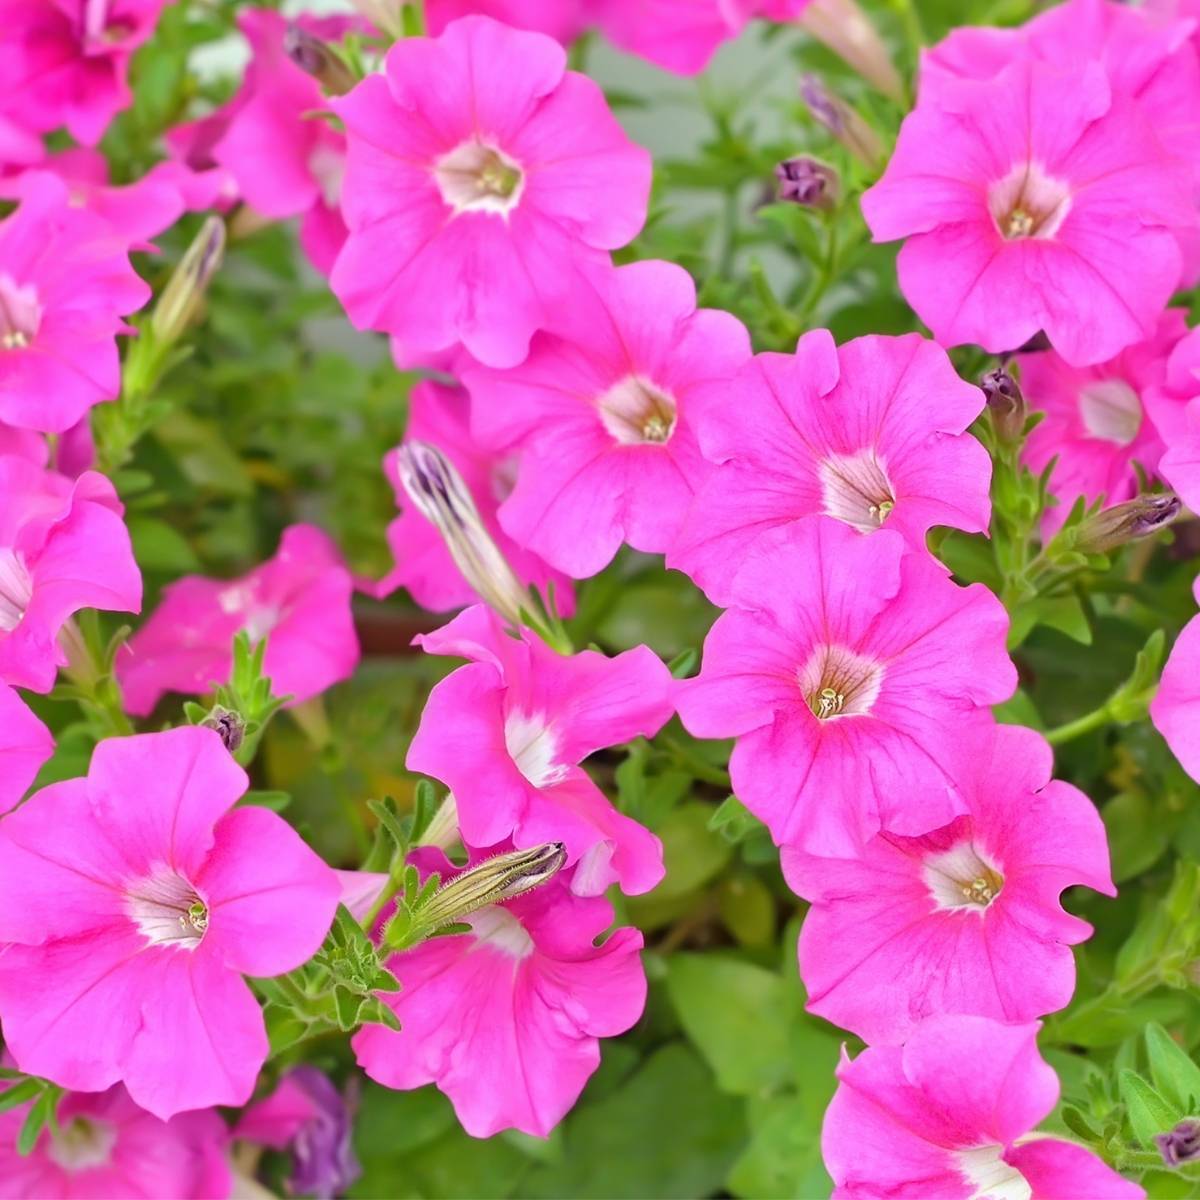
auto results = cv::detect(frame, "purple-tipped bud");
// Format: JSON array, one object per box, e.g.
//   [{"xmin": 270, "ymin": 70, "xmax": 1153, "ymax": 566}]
[
  {"xmin": 798, "ymin": 74, "xmax": 884, "ymax": 167},
  {"xmin": 776, "ymin": 156, "xmax": 839, "ymax": 210},
  {"xmin": 1075, "ymin": 492, "xmax": 1182, "ymax": 555},
  {"xmin": 981, "ymin": 366, "xmax": 1025, "ymax": 445},
  {"xmin": 151, "ymin": 216, "xmax": 225, "ymax": 345},
  {"xmin": 284, "ymin": 23, "xmax": 357, "ymax": 96},
  {"xmin": 202, "ymin": 706, "xmax": 245, "ymax": 754},
  {"xmin": 1157, "ymin": 1119, "xmax": 1200, "ymax": 1168},
  {"xmin": 797, "ymin": 0, "xmax": 904, "ymax": 104}
]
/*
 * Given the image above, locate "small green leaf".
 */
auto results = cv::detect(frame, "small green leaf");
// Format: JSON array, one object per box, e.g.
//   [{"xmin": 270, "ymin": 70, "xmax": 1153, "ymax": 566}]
[
  {"xmin": 1119, "ymin": 1069, "xmax": 1180, "ymax": 1145},
  {"xmin": 0, "ymin": 1079, "xmax": 42, "ymax": 1114},
  {"xmin": 1145, "ymin": 1023, "xmax": 1200, "ymax": 1112}
]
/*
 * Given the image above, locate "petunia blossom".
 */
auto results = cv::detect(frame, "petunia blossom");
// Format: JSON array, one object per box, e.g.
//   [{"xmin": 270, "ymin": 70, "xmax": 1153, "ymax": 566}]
[
  {"xmin": 669, "ymin": 329, "xmax": 990, "ymax": 605},
  {"xmin": 0, "ymin": 726, "xmax": 341, "ymax": 1119},
  {"xmin": 0, "ymin": 1081, "xmax": 232, "ymax": 1199},
  {"xmin": 784, "ymin": 723, "xmax": 1115, "ymax": 1043},
  {"xmin": 0, "ymin": 455, "xmax": 142, "ymax": 693},
  {"xmin": 374, "ymin": 380, "xmax": 572, "ymax": 614},
  {"xmin": 676, "ymin": 518, "xmax": 1017, "ymax": 855},
  {"xmin": 426, "ymin": 0, "xmax": 585, "ymax": 42},
  {"xmin": 0, "ymin": 0, "xmax": 167, "ymax": 146},
  {"xmin": 353, "ymin": 845, "xmax": 646, "ymax": 1138},
  {"xmin": 0, "ymin": 682, "xmax": 53, "ymax": 815},
  {"xmin": 1146, "ymin": 327, "xmax": 1200, "ymax": 513},
  {"xmin": 862, "ymin": 57, "xmax": 1197, "ymax": 367},
  {"xmin": 329, "ymin": 15, "xmax": 652, "ymax": 368},
  {"xmin": 1019, "ymin": 310, "xmax": 1188, "ymax": 529},
  {"xmin": 118, "ymin": 524, "xmax": 359, "ymax": 717},
  {"xmin": 1151, "ymin": 574, "xmax": 1200, "ymax": 783},
  {"xmin": 465, "ymin": 259, "xmax": 752, "ymax": 577},
  {"xmin": 0, "ymin": 173, "xmax": 151, "ymax": 433},
  {"xmin": 823, "ymin": 1014, "xmax": 1143, "ymax": 1199},
  {"xmin": 407, "ymin": 604, "xmax": 672, "ymax": 895}
]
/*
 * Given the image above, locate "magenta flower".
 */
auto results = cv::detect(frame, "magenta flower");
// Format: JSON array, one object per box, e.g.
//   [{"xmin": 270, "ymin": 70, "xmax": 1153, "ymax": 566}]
[
  {"xmin": 670, "ymin": 330, "xmax": 990, "ymax": 604},
  {"xmin": 374, "ymin": 380, "xmax": 572, "ymax": 614},
  {"xmin": 824, "ymin": 1014, "xmax": 1144, "ymax": 1199},
  {"xmin": 427, "ymin": 0, "xmax": 585, "ymax": 42},
  {"xmin": 353, "ymin": 847, "xmax": 646, "ymax": 1138},
  {"xmin": 0, "ymin": 1081, "xmax": 231, "ymax": 1199},
  {"xmin": 0, "ymin": 456, "xmax": 142, "ymax": 693},
  {"xmin": 408, "ymin": 605, "xmax": 671, "ymax": 895},
  {"xmin": 785, "ymin": 724, "xmax": 1114, "ymax": 1043},
  {"xmin": 676, "ymin": 519, "xmax": 1016, "ymax": 854},
  {"xmin": 0, "ymin": 682, "xmax": 53, "ymax": 814},
  {"xmin": 0, "ymin": 173, "xmax": 151, "ymax": 434},
  {"xmin": 1147, "ymin": 328, "xmax": 1200, "ymax": 513},
  {"xmin": 466, "ymin": 260, "xmax": 752, "ymax": 577},
  {"xmin": 1152, "ymin": 576, "xmax": 1200, "ymax": 783},
  {"xmin": 329, "ymin": 15, "xmax": 651, "ymax": 368},
  {"xmin": 118, "ymin": 524, "xmax": 359, "ymax": 717},
  {"xmin": 862, "ymin": 57, "xmax": 1196, "ymax": 366},
  {"xmin": 0, "ymin": 727, "xmax": 341, "ymax": 1119},
  {"xmin": 0, "ymin": 0, "xmax": 167, "ymax": 145},
  {"xmin": 1020, "ymin": 310, "xmax": 1189, "ymax": 528}
]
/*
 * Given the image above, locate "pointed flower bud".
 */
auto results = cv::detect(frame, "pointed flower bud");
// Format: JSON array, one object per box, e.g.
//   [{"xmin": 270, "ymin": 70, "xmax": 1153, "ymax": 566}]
[
  {"xmin": 397, "ymin": 441, "xmax": 533, "ymax": 631},
  {"xmin": 150, "ymin": 216, "xmax": 226, "ymax": 346},
  {"xmin": 1075, "ymin": 493, "xmax": 1182, "ymax": 555},
  {"xmin": 202, "ymin": 705, "xmax": 246, "ymax": 754},
  {"xmin": 799, "ymin": 74, "xmax": 884, "ymax": 167},
  {"xmin": 797, "ymin": 0, "xmax": 905, "ymax": 103},
  {"xmin": 284, "ymin": 23, "xmax": 357, "ymax": 96},
  {"xmin": 776, "ymin": 156, "xmax": 839, "ymax": 210},
  {"xmin": 981, "ymin": 366, "xmax": 1026, "ymax": 445},
  {"xmin": 1157, "ymin": 1120, "xmax": 1200, "ymax": 1168}
]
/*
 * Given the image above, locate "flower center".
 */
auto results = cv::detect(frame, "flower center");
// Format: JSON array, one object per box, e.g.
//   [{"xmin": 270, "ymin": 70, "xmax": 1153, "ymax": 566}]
[
  {"xmin": 818, "ymin": 449, "xmax": 896, "ymax": 533},
  {"xmin": 956, "ymin": 1145, "xmax": 1032, "ymax": 1200},
  {"xmin": 1078, "ymin": 379, "xmax": 1142, "ymax": 447},
  {"xmin": 125, "ymin": 868, "xmax": 209, "ymax": 949},
  {"xmin": 0, "ymin": 274, "xmax": 41, "ymax": 351},
  {"xmin": 924, "ymin": 841, "xmax": 1005, "ymax": 911},
  {"xmin": 798, "ymin": 644, "xmax": 884, "ymax": 719},
  {"xmin": 48, "ymin": 1116, "xmax": 118, "ymax": 1172},
  {"xmin": 469, "ymin": 905, "xmax": 534, "ymax": 959},
  {"xmin": 0, "ymin": 547, "xmax": 33, "ymax": 634},
  {"xmin": 504, "ymin": 710, "xmax": 567, "ymax": 788},
  {"xmin": 596, "ymin": 375, "xmax": 678, "ymax": 446},
  {"xmin": 988, "ymin": 162, "xmax": 1072, "ymax": 241},
  {"xmin": 434, "ymin": 142, "xmax": 525, "ymax": 217}
]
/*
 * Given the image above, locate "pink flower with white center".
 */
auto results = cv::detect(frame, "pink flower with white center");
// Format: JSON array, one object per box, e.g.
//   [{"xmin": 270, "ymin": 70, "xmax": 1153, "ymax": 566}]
[
  {"xmin": 426, "ymin": 0, "xmax": 585, "ymax": 42},
  {"xmin": 118, "ymin": 524, "xmax": 359, "ymax": 717},
  {"xmin": 373, "ymin": 380, "xmax": 573, "ymax": 615},
  {"xmin": 0, "ymin": 173, "xmax": 150, "ymax": 433},
  {"xmin": 1146, "ymin": 328, "xmax": 1200, "ymax": 513},
  {"xmin": 0, "ymin": 0, "xmax": 168, "ymax": 146},
  {"xmin": 407, "ymin": 604, "xmax": 671, "ymax": 895},
  {"xmin": 353, "ymin": 846, "xmax": 646, "ymax": 1138},
  {"xmin": 1151, "ymin": 575, "xmax": 1200, "ymax": 783},
  {"xmin": 1019, "ymin": 310, "xmax": 1189, "ymax": 529},
  {"xmin": 676, "ymin": 518, "xmax": 1017, "ymax": 855},
  {"xmin": 0, "ymin": 683, "xmax": 53, "ymax": 815},
  {"xmin": 0, "ymin": 727, "xmax": 341, "ymax": 1119},
  {"xmin": 669, "ymin": 329, "xmax": 991, "ymax": 605},
  {"xmin": 784, "ymin": 723, "xmax": 1115, "ymax": 1044},
  {"xmin": 0, "ymin": 1081, "xmax": 231, "ymax": 1199},
  {"xmin": 823, "ymin": 1014, "xmax": 1144, "ymax": 1200},
  {"xmin": 465, "ymin": 260, "xmax": 752, "ymax": 578},
  {"xmin": 862, "ymin": 57, "xmax": 1197, "ymax": 367},
  {"xmin": 0, "ymin": 455, "xmax": 141, "ymax": 693},
  {"xmin": 329, "ymin": 15, "xmax": 652, "ymax": 369},
  {"xmin": 211, "ymin": 10, "xmax": 365, "ymax": 276}
]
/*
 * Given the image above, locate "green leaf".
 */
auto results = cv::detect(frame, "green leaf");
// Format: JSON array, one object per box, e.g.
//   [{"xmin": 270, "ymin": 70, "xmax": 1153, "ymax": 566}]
[
  {"xmin": 1119, "ymin": 1069, "xmax": 1181, "ymax": 1145},
  {"xmin": 17, "ymin": 1087, "xmax": 58, "ymax": 1156},
  {"xmin": 639, "ymin": 803, "xmax": 732, "ymax": 901},
  {"xmin": 1145, "ymin": 1023, "xmax": 1200, "ymax": 1113},
  {"xmin": 728, "ymin": 1092, "xmax": 833, "ymax": 1199},
  {"xmin": 0, "ymin": 1079, "xmax": 42, "ymax": 1114},
  {"xmin": 127, "ymin": 514, "xmax": 202, "ymax": 573}
]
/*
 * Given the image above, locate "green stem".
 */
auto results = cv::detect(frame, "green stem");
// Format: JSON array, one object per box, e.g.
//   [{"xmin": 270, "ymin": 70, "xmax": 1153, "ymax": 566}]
[{"xmin": 1044, "ymin": 703, "xmax": 1111, "ymax": 747}]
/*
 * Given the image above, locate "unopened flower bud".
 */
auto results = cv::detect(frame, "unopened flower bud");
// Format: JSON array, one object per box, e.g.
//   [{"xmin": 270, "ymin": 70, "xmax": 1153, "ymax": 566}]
[
  {"xmin": 1157, "ymin": 1119, "xmax": 1200, "ymax": 1168},
  {"xmin": 776, "ymin": 156, "xmax": 839, "ymax": 210},
  {"xmin": 348, "ymin": 0, "xmax": 404, "ymax": 37},
  {"xmin": 798, "ymin": 0, "xmax": 905, "ymax": 103},
  {"xmin": 419, "ymin": 842, "xmax": 567, "ymax": 930},
  {"xmin": 981, "ymin": 366, "xmax": 1025, "ymax": 445},
  {"xmin": 1075, "ymin": 492, "xmax": 1182, "ymax": 555},
  {"xmin": 151, "ymin": 216, "xmax": 225, "ymax": 345},
  {"xmin": 397, "ymin": 441, "xmax": 532, "ymax": 631},
  {"xmin": 799, "ymin": 74, "xmax": 884, "ymax": 167},
  {"xmin": 202, "ymin": 705, "xmax": 245, "ymax": 754},
  {"xmin": 284, "ymin": 23, "xmax": 357, "ymax": 95}
]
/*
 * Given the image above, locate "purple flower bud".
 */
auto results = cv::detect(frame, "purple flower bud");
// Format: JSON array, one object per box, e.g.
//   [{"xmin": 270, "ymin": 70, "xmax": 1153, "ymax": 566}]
[
  {"xmin": 202, "ymin": 706, "xmax": 245, "ymax": 754},
  {"xmin": 284, "ymin": 23, "xmax": 357, "ymax": 96},
  {"xmin": 775, "ymin": 157, "xmax": 839, "ymax": 210},
  {"xmin": 1075, "ymin": 493, "xmax": 1182, "ymax": 555},
  {"xmin": 286, "ymin": 1066, "xmax": 361, "ymax": 1199},
  {"xmin": 1157, "ymin": 1119, "xmax": 1200, "ymax": 1168},
  {"xmin": 981, "ymin": 366, "xmax": 1025, "ymax": 445},
  {"xmin": 798, "ymin": 75, "xmax": 884, "ymax": 167}
]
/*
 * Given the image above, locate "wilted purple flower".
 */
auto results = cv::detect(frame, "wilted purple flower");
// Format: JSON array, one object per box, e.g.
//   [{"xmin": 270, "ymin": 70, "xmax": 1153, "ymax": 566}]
[
  {"xmin": 981, "ymin": 366, "xmax": 1025, "ymax": 445},
  {"xmin": 775, "ymin": 157, "xmax": 838, "ymax": 209}
]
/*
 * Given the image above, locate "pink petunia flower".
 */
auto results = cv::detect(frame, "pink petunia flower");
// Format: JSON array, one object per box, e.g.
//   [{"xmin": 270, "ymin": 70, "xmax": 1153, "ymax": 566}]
[
  {"xmin": 465, "ymin": 260, "xmax": 752, "ymax": 578},
  {"xmin": 118, "ymin": 524, "xmax": 359, "ymax": 717},
  {"xmin": 329, "ymin": 15, "xmax": 652, "ymax": 369},
  {"xmin": 669, "ymin": 329, "xmax": 990, "ymax": 605},
  {"xmin": 426, "ymin": 0, "xmax": 585, "ymax": 42},
  {"xmin": 1146, "ymin": 327, "xmax": 1200, "ymax": 513},
  {"xmin": 0, "ymin": 726, "xmax": 341, "ymax": 1119},
  {"xmin": 784, "ymin": 723, "xmax": 1115, "ymax": 1044},
  {"xmin": 0, "ymin": 173, "xmax": 151, "ymax": 433},
  {"xmin": 353, "ymin": 846, "xmax": 646, "ymax": 1138},
  {"xmin": 374, "ymin": 380, "xmax": 573, "ymax": 614},
  {"xmin": 407, "ymin": 604, "xmax": 671, "ymax": 895},
  {"xmin": 676, "ymin": 518, "xmax": 1017, "ymax": 855},
  {"xmin": 1019, "ymin": 310, "xmax": 1189, "ymax": 529},
  {"xmin": 862, "ymin": 57, "xmax": 1197, "ymax": 367},
  {"xmin": 0, "ymin": 455, "xmax": 142, "ymax": 693},
  {"xmin": 0, "ymin": 1081, "xmax": 232, "ymax": 1199},
  {"xmin": 823, "ymin": 1014, "xmax": 1144, "ymax": 1199},
  {"xmin": 0, "ymin": 0, "xmax": 167, "ymax": 146},
  {"xmin": 1151, "ymin": 574, "xmax": 1200, "ymax": 782},
  {"xmin": 0, "ymin": 682, "xmax": 53, "ymax": 815}
]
